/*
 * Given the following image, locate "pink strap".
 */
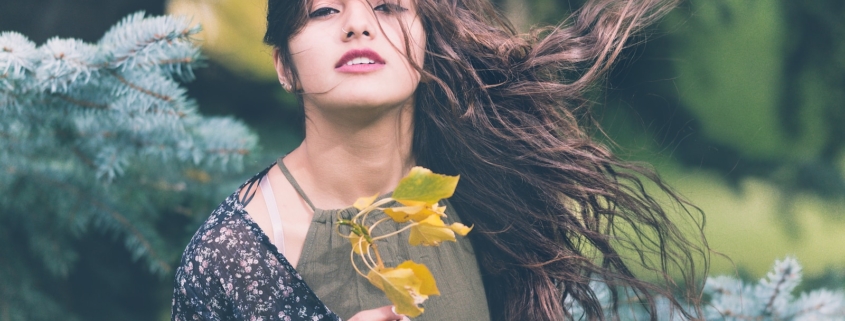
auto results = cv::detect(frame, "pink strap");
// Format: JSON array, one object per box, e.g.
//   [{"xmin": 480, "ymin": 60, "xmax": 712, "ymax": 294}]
[{"xmin": 259, "ymin": 174, "xmax": 286, "ymax": 255}]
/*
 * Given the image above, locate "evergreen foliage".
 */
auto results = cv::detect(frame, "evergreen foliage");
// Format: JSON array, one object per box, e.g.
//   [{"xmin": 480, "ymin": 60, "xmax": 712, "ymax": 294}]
[
  {"xmin": 705, "ymin": 257, "xmax": 845, "ymax": 320},
  {"xmin": 2, "ymin": 9, "xmax": 843, "ymax": 321},
  {"xmin": 0, "ymin": 12, "xmax": 257, "ymax": 320},
  {"xmin": 566, "ymin": 258, "xmax": 845, "ymax": 320}
]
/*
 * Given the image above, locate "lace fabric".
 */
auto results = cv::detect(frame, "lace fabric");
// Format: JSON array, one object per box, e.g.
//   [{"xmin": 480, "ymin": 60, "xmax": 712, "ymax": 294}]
[{"xmin": 171, "ymin": 167, "xmax": 341, "ymax": 321}]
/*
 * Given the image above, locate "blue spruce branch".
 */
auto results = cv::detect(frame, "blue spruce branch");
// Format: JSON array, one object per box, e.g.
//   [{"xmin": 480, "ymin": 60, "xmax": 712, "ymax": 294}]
[
  {"xmin": 564, "ymin": 257, "xmax": 845, "ymax": 320},
  {"xmin": 1, "ymin": 13, "xmax": 258, "ymax": 320},
  {"xmin": 705, "ymin": 257, "xmax": 845, "ymax": 321},
  {"xmin": 0, "ymin": 11, "xmax": 256, "ymax": 181}
]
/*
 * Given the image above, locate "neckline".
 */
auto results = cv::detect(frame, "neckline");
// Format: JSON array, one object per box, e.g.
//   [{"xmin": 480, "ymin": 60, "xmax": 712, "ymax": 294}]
[
  {"xmin": 274, "ymin": 156, "xmax": 395, "ymax": 213},
  {"xmin": 275, "ymin": 156, "xmax": 318, "ymax": 212}
]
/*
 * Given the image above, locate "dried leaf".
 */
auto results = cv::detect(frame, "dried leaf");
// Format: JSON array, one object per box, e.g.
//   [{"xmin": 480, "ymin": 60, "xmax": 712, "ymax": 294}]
[
  {"xmin": 383, "ymin": 204, "xmax": 444, "ymax": 223},
  {"xmin": 392, "ymin": 167, "xmax": 459, "ymax": 206},
  {"xmin": 449, "ymin": 222, "xmax": 473, "ymax": 236},
  {"xmin": 353, "ymin": 193, "xmax": 379, "ymax": 210},
  {"xmin": 367, "ymin": 260, "xmax": 439, "ymax": 317},
  {"xmin": 349, "ymin": 231, "xmax": 370, "ymax": 254},
  {"xmin": 409, "ymin": 215, "xmax": 457, "ymax": 246},
  {"xmin": 397, "ymin": 261, "xmax": 439, "ymax": 296}
]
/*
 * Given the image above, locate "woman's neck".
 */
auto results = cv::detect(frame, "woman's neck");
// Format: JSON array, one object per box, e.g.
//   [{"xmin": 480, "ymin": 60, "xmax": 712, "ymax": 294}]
[{"xmin": 282, "ymin": 102, "xmax": 416, "ymax": 210}]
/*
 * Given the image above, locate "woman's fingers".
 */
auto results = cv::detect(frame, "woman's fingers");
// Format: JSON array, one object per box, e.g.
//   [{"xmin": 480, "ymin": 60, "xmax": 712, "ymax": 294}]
[
  {"xmin": 347, "ymin": 305, "xmax": 408, "ymax": 321},
  {"xmin": 390, "ymin": 306, "xmax": 411, "ymax": 321}
]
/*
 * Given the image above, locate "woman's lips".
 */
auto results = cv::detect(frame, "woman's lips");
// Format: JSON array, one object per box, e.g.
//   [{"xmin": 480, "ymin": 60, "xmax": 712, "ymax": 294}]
[{"xmin": 335, "ymin": 49, "xmax": 386, "ymax": 73}]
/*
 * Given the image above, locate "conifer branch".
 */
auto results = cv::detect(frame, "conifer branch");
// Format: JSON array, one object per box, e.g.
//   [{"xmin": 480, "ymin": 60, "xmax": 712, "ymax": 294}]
[
  {"xmin": 206, "ymin": 148, "xmax": 250, "ymax": 155},
  {"xmin": 157, "ymin": 57, "xmax": 194, "ymax": 66},
  {"xmin": 54, "ymin": 93, "xmax": 109, "ymax": 109},
  {"xmin": 109, "ymin": 70, "xmax": 172, "ymax": 102},
  {"xmin": 32, "ymin": 172, "xmax": 171, "ymax": 274},
  {"xmin": 563, "ymin": 257, "xmax": 845, "ymax": 320},
  {"xmin": 763, "ymin": 266, "xmax": 790, "ymax": 316},
  {"xmin": 1, "ymin": 12, "xmax": 253, "ymax": 320},
  {"xmin": 71, "ymin": 146, "xmax": 97, "ymax": 169}
]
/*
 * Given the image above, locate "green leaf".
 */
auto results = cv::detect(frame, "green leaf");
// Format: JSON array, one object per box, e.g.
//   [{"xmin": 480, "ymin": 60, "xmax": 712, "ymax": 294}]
[{"xmin": 392, "ymin": 167, "xmax": 459, "ymax": 206}]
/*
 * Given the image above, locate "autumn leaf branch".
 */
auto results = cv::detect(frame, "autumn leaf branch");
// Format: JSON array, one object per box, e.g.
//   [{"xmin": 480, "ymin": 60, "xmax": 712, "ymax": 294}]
[{"xmin": 335, "ymin": 167, "xmax": 472, "ymax": 318}]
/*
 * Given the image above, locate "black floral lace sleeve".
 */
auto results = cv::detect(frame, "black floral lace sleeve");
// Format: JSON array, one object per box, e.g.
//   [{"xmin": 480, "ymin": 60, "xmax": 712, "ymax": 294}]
[{"xmin": 171, "ymin": 172, "xmax": 342, "ymax": 321}]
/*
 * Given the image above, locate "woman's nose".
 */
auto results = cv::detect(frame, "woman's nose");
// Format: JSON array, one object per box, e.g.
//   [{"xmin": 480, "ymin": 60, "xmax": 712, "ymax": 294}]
[{"xmin": 341, "ymin": 1, "xmax": 377, "ymax": 41}]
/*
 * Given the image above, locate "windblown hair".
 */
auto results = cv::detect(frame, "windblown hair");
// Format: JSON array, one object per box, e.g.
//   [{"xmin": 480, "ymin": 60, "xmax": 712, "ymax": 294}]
[{"xmin": 265, "ymin": 0, "xmax": 709, "ymax": 320}]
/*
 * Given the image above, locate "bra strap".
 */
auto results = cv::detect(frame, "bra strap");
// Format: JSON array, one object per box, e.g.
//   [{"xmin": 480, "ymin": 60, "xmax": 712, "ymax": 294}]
[
  {"xmin": 276, "ymin": 156, "xmax": 317, "ymax": 212},
  {"xmin": 259, "ymin": 174, "xmax": 286, "ymax": 254}
]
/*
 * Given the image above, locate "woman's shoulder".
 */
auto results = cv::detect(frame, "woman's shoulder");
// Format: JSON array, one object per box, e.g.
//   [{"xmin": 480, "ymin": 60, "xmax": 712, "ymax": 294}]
[
  {"xmin": 178, "ymin": 164, "xmax": 276, "ymax": 260},
  {"xmin": 204, "ymin": 161, "xmax": 277, "ymax": 227}
]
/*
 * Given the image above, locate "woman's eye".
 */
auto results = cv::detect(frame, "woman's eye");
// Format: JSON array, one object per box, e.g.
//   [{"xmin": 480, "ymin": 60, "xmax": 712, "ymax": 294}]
[
  {"xmin": 374, "ymin": 3, "xmax": 408, "ymax": 14},
  {"xmin": 309, "ymin": 7, "xmax": 339, "ymax": 18}
]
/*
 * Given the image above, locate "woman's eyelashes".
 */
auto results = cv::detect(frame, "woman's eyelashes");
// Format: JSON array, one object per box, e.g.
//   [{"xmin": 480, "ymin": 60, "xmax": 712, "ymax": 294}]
[
  {"xmin": 309, "ymin": 3, "xmax": 408, "ymax": 18},
  {"xmin": 309, "ymin": 7, "xmax": 339, "ymax": 18},
  {"xmin": 374, "ymin": 3, "xmax": 408, "ymax": 14}
]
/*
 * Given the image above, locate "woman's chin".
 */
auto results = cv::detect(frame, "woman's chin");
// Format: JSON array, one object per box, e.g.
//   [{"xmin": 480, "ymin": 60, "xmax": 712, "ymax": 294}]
[
  {"xmin": 336, "ymin": 102, "xmax": 412, "ymax": 116},
  {"xmin": 311, "ymin": 92, "xmax": 414, "ymax": 111}
]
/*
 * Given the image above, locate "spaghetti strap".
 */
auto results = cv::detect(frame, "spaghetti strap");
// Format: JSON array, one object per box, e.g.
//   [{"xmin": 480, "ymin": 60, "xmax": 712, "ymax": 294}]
[
  {"xmin": 275, "ymin": 156, "xmax": 317, "ymax": 212},
  {"xmin": 259, "ymin": 174, "xmax": 286, "ymax": 254}
]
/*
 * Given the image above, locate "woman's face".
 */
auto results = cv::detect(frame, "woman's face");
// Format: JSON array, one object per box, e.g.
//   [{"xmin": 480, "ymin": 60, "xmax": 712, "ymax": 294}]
[{"xmin": 278, "ymin": 0, "xmax": 426, "ymax": 113}]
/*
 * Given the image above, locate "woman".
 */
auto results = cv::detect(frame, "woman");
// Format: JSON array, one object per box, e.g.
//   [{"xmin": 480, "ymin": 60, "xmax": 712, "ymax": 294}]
[{"xmin": 172, "ymin": 0, "xmax": 708, "ymax": 320}]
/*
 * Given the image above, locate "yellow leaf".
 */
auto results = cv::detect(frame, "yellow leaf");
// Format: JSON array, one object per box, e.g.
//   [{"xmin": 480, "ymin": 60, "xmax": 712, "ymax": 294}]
[
  {"xmin": 396, "ymin": 261, "xmax": 440, "ymax": 296},
  {"xmin": 367, "ymin": 261, "xmax": 439, "ymax": 317},
  {"xmin": 353, "ymin": 193, "xmax": 379, "ymax": 211},
  {"xmin": 348, "ymin": 232, "xmax": 370, "ymax": 255},
  {"xmin": 392, "ymin": 167, "xmax": 459, "ymax": 206},
  {"xmin": 384, "ymin": 205, "xmax": 443, "ymax": 223},
  {"xmin": 432, "ymin": 203, "xmax": 447, "ymax": 214},
  {"xmin": 383, "ymin": 205, "xmax": 424, "ymax": 223},
  {"xmin": 367, "ymin": 267, "xmax": 423, "ymax": 317},
  {"xmin": 449, "ymin": 222, "xmax": 473, "ymax": 236},
  {"xmin": 409, "ymin": 215, "xmax": 456, "ymax": 246}
]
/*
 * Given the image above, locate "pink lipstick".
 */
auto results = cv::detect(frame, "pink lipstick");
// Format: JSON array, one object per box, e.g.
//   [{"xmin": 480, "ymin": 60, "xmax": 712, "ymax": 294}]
[{"xmin": 335, "ymin": 49, "xmax": 386, "ymax": 73}]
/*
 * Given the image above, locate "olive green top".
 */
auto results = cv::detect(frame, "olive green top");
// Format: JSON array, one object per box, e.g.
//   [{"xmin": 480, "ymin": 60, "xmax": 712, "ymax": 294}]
[{"xmin": 276, "ymin": 158, "xmax": 491, "ymax": 321}]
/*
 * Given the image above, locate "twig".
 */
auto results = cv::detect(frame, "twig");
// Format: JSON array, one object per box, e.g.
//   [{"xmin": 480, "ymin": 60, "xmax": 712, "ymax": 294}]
[
  {"xmin": 30, "ymin": 172, "xmax": 171, "ymax": 274},
  {"xmin": 764, "ymin": 266, "xmax": 791, "ymax": 316},
  {"xmin": 371, "ymin": 243, "xmax": 385, "ymax": 268},
  {"xmin": 206, "ymin": 148, "xmax": 250, "ymax": 155},
  {"xmin": 54, "ymin": 94, "xmax": 109, "ymax": 110},
  {"xmin": 353, "ymin": 198, "xmax": 395, "ymax": 222},
  {"xmin": 350, "ymin": 247, "xmax": 367, "ymax": 278},
  {"xmin": 71, "ymin": 147, "xmax": 96, "ymax": 169},
  {"xmin": 368, "ymin": 217, "xmax": 393, "ymax": 234},
  {"xmin": 372, "ymin": 223, "xmax": 418, "ymax": 242},
  {"xmin": 109, "ymin": 70, "xmax": 173, "ymax": 102},
  {"xmin": 156, "ymin": 57, "xmax": 194, "ymax": 66}
]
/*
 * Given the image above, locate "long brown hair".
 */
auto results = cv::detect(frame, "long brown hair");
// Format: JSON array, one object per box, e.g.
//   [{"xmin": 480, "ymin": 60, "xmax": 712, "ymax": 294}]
[{"xmin": 265, "ymin": 0, "xmax": 709, "ymax": 320}]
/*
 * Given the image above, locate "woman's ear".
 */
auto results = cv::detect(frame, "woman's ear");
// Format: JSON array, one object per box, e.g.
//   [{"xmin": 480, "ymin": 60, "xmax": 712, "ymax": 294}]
[{"xmin": 272, "ymin": 48, "xmax": 293, "ymax": 92}]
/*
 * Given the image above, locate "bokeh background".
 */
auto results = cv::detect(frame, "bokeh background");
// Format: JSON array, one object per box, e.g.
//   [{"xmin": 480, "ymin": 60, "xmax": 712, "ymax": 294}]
[{"xmin": 1, "ymin": 0, "xmax": 844, "ymax": 320}]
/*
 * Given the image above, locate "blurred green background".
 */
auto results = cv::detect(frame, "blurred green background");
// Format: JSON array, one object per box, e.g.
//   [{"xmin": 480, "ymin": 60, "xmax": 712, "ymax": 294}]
[{"xmin": 1, "ymin": 0, "xmax": 844, "ymax": 320}]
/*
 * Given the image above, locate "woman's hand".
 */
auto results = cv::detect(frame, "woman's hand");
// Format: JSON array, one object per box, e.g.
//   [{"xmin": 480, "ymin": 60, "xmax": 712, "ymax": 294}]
[{"xmin": 347, "ymin": 305, "xmax": 410, "ymax": 321}]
